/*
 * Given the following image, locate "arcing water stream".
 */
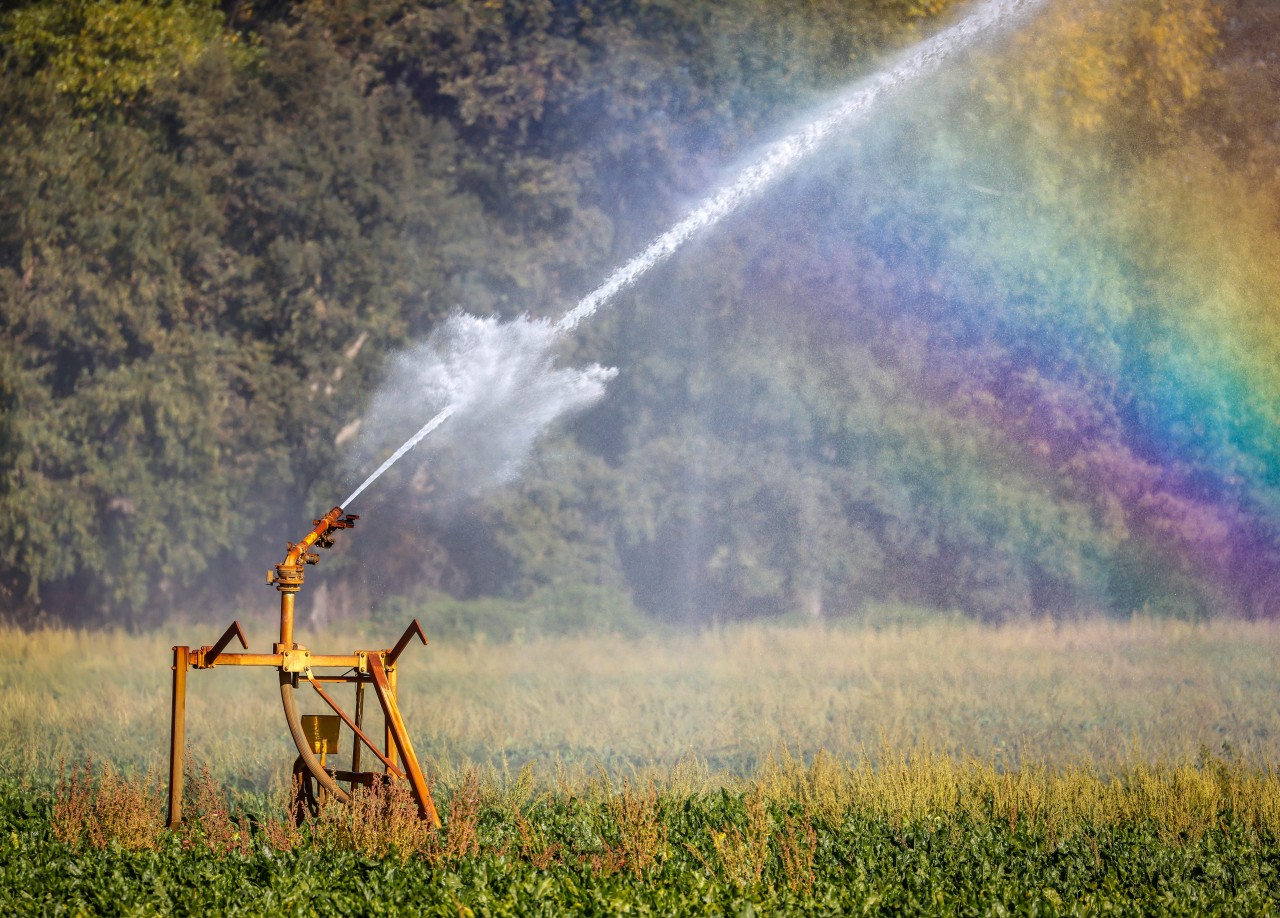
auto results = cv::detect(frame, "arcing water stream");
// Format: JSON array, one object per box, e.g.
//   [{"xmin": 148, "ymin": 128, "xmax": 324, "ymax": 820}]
[
  {"xmin": 341, "ymin": 406, "xmax": 453, "ymax": 507},
  {"xmin": 341, "ymin": 0, "xmax": 1044, "ymax": 510}
]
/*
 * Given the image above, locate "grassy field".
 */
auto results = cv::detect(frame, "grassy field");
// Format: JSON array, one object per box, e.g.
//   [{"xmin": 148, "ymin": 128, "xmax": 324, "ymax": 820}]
[
  {"xmin": 3, "ymin": 618, "xmax": 1279, "ymax": 914},
  {"xmin": 4, "ymin": 742, "xmax": 1278, "ymax": 915},
  {"xmin": 3, "ymin": 617, "xmax": 1278, "ymax": 788}
]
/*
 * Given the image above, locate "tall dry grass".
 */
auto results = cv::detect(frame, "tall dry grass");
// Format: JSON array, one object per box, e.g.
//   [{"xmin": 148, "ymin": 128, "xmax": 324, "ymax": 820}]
[
  {"xmin": 755, "ymin": 744, "xmax": 1280, "ymax": 843},
  {"xmin": 48, "ymin": 746, "xmax": 1280, "ymax": 888},
  {"xmin": 3, "ymin": 618, "xmax": 1278, "ymax": 795}
]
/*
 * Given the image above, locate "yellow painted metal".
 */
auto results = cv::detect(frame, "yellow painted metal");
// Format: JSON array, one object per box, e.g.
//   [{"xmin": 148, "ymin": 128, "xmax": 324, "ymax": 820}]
[
  {"xmin": 280, "ymin": 591, "xmax": 297, "ymax": 649},
  {"xmin": 167, "ymin": 646, "xmax": 188, "ymax": 829},
  {"xmin": 301, "ymin": 714, "xmax": 342, "ymax": 755},
  {"xmin": 280, "ymin": 648, "xmax": 312, "ymax": 673},
  {"xmin": 273, "ymin": 508, "xmax": 355, "ymax": 649},
  {"xmin": 306, "ymin": 675, "xmax": 404, "ymax": 778},
  {"xmin": 190, "ymin": 651, "xmax": 363, "ymax": 670},
  {"xmin": 168, "ymin": 504, "xmax": 443, "ymax": 831},
  {"xmin": 369, "ymin": 653, "xmax": 441, "ymax": 828},
  {"xmin": 384, "ymin": 664, "xmax": 399, "ymax": 774}
]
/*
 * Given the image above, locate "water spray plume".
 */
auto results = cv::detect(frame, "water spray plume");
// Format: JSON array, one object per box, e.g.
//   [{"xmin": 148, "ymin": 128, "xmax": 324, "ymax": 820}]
[{"xmin": 342, "ymin": 0, "xmax": 1045, "ymax": 509}]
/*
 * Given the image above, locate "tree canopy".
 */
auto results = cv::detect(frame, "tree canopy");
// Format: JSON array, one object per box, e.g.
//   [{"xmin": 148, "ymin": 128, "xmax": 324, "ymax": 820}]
[{"xmin": 1, "ymin": 0, "xmax": 1277, "ymax": 628}]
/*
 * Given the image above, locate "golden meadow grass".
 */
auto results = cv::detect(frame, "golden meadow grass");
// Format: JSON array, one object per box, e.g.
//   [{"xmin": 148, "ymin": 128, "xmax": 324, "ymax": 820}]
[
  {"xmin": 6, "ymin": 617, "xmax": 1280, "ymax": 847},
  {"xmin": 48, "ymin": 743, "xmax": 1280, "ymax": 867}
]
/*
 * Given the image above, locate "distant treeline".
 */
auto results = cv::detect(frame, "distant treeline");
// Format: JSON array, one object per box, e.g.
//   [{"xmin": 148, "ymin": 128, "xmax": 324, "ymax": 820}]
[{"xmin": 1, "ymin": 0, "xmax": 1277, "ymax": 628}]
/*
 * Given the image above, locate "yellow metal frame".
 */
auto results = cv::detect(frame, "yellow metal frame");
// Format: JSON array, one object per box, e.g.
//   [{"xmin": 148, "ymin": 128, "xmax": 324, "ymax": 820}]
[{"xmin": 167, "ymin": 507, "xmax": 442, "ymax": 829}]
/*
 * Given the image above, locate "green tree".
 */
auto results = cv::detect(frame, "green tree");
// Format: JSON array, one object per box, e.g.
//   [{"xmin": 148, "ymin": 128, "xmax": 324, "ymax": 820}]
[
  {"xmin": 1, "ymin": 0, "xmax": 240, "ymax": 111},
  {"xmin": 0, "ymin": 16, "xmax": 489, "ymax": 624}
]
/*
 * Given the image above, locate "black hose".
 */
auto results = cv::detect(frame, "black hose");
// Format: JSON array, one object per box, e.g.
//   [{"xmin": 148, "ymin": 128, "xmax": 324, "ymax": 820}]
[{"xmin": 279, "ymin": 672, "xmax": 350, "ymax": 804}]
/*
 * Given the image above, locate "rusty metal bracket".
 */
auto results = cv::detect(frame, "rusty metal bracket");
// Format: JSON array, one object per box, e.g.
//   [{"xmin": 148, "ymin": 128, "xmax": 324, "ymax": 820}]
[
  {"xmin": 387, "ymin": 619, "xmax": 428, "ymax": 668},
  {"xmin": 279, "ymin": 647, "xmax": 312, "ymax": 673},
  {"xmin": 194, "ymin": 620, "xmax": 249, "ymax": 669}
]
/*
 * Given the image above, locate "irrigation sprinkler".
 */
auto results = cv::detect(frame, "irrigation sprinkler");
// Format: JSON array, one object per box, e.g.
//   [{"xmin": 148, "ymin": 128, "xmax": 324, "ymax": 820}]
[
  {"xmin": 167, "ymin": 507, "xmax": 442, "ymax": 829},
  {"xmin": 157, "ymin": 0, "xmax": 1045, "ymax": 839}
]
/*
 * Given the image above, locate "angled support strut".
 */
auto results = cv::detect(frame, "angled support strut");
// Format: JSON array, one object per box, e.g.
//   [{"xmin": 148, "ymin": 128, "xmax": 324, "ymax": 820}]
[{"xmin": 369, "ymin": 653, "xmax": 441, "ymax": 828}]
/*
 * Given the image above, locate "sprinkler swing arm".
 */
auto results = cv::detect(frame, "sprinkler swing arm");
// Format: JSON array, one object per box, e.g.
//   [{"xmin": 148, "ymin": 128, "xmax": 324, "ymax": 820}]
[{"xmin": 167, "ymin": 507, "xmax": 442, "ymax": 830}]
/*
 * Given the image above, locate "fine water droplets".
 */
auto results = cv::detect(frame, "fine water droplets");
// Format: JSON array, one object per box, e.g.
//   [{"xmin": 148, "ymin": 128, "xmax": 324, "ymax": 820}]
[
  {"xmin": 342, "ymin": 315, "xmax": 615, "ymax": 508},
  {"xmin": 341, "ymin": 0, "xmax": 1045, "ymax": 508}
]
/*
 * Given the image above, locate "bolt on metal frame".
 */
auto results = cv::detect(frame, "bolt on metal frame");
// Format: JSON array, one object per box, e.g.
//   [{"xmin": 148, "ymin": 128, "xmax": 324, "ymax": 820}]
[{"xmin": 167, "ymin": 507, "xmax": 442, "ymax": 829}]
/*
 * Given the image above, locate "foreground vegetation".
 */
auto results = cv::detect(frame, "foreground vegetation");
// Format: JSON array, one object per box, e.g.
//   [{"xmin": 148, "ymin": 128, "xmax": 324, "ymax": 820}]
[
  {"xmin": 3, "ymin": 619, "xmax": 1279, "ymax": 911},
  {"xmin": 5, "ymin": 750, "xmax": 1279, "ymax": 915}
]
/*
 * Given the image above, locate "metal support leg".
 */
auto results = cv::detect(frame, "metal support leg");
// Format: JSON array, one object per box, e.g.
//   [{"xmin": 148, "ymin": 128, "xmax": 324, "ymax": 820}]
[
  {"xmin": 352, "ymin": 679, "xmax": 365, "ymax": 776},
  {"xmin": 168, "ymin": 646, "xmax": 188, "ymax": 829},
  {"xmin": 369, "ymin": 654, "xmax": 440, "ymax": 828},
  {"xmin": 384, "ymin": 666, "xmax": 399, "ymax": 774}
]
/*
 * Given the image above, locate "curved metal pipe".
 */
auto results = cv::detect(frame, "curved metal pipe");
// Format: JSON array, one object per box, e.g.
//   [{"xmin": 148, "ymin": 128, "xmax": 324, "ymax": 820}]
[
  {"xmin": 275, "ymin": 507, "xmax": 356, "ymax": 647},
  {"xmin": 284, "ymin": 507, "xmax": 347, "ymax": 568},
  {"xmin": 279, "ymin": 672, "xmax": 350, "ymax": 804}
]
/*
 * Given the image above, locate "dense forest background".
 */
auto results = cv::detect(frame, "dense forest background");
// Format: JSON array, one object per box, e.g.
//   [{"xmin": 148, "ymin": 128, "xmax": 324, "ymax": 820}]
[{"xmin": 1, "ymin": 0, "xmax": 1278, "ymax": 630}]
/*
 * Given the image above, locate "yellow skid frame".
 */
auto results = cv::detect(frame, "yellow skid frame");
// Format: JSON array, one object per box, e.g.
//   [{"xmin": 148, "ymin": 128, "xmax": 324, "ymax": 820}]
[{"xmin": 167, "ymin": 507, "xmax": 442, "ymax": 829}]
